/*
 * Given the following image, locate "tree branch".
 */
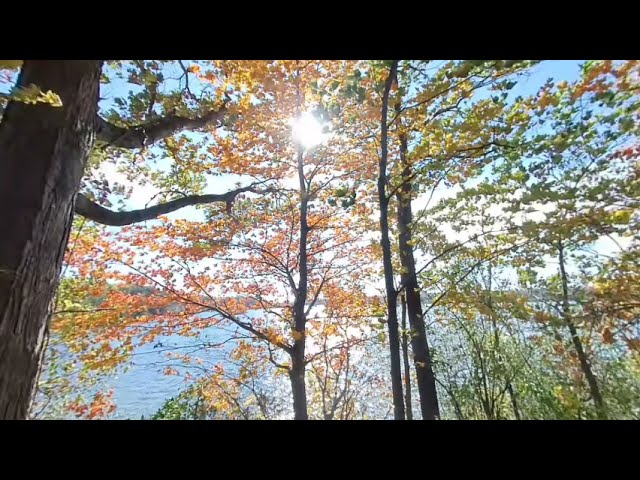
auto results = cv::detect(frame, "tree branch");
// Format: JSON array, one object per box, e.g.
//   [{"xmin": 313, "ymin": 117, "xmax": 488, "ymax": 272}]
[
  {"xmin": 95, "ymin": 104, "xmax": 227, "ymax": 149},
  {"xmin": 75, "ymin": 184, "xmax": 266, "ymax": 226}
]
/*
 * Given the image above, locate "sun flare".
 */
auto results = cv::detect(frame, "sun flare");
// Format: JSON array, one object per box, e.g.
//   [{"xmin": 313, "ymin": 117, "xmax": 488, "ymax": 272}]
[{"xmin": 290, "ymin": 112, "xmax": 329, "ymax": 149}]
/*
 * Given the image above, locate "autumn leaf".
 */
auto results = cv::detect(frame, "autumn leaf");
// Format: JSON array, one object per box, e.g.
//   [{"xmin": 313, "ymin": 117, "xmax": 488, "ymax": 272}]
[{"xmin": 602, "ymin": 328, "xmax": 614, "ymax": 345}]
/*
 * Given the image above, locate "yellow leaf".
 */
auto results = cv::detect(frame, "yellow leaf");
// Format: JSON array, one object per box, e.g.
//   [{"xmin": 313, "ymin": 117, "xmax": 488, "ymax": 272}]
[
  {"xmin": 611, "ymin": 210, "xmax": 631, "ymax": 224},
  {"xmin": 0, "ymin": 60, "xmax": 22, "ymax": 70},
  {"xmin": 10, "ymin": 84, "xmax": 63, "ymax": 107}
]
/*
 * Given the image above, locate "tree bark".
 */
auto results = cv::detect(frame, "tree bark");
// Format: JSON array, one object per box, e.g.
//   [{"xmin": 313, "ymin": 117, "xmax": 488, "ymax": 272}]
[
  {"xmin": 95, "ymin": 106, "xmax": 226, "ymax": 149},
  {"xmin": 401, "ymin": 294, "xmax": 413, "ymax": 420},
  {"xmin": 289, "ymin": 347, "xmax": 308, "ymax": 420},
  {"xmin": 507, "ymin": 382, "xmax": 521, "ymax": 420},
  {"xmin": 0, "ymin": 60, "xmax": 103, "ymax": 419},
  {"xmin": 378, "ymin": 61, "xmax": 405, "ymax": 420},
  {"xmin": 557, "ymin": 240, "xmax": 606, "ymax": 419},
  {"xmin": 75, "ymin": 183, "xmax": 263, "ymax": 226},
  {"xmin": 394, "ymin": 102, "xmax": 440, "ymax": 420},
  {"xmin": 289, "ymin": 77, "xmax": 309, "ymax": 420},
  {"xmin": 289, "ymin": 88, "xmax": 309, "ymax": 418}
]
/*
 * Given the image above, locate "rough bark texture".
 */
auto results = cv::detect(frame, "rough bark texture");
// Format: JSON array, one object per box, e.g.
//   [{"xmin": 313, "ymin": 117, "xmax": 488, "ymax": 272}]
[
  {"xmin": 394, "ymin": 105, "xmax": 440, "ymax": 420},
  {"xmin": 557, "ymin": 240, "xmax": 606, "ymax": 419},
  {"xmin": 378, "ymin": 61, "xmax": 405, "ymax": 420},
  {"xmin": 0, "ymin": 60, "xmax": 103, "ymax": 419}
]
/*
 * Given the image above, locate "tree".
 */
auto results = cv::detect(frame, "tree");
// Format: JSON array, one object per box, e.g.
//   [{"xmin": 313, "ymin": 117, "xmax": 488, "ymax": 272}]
[
  {"xmin": 382, "ymin": 60, "xmax": 536, "ymax": 419},
  {"xmin": 0, "ymin": 60, "xmax": 270, "ymax": 418},
  {"xmin": 40, "ymin": 60, "xmax": 382, "ymax": 420},
  {"xmin": 0, "ymin": 60, "xmax": 102, "ymax": 419},
  {"xmin": 377, "ymin": 60, "xmax": 406, "ymax": 419},
  {"xmin": 416, "ymin": 60, "xmax": 640, "ymax": 419},
  {"xmin": 498, "ymin": 60, "xmax": 638, "ymax": 418},
  {"xmin": 6, "ymin": 59, "xmax": 639, "ymax": 420}
]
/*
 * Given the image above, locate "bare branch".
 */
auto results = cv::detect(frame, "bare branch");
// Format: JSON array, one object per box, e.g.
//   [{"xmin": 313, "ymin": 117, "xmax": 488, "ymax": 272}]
[{"xmin": 75, "ymin": 184, "xmax": 269, "ymax": 226}]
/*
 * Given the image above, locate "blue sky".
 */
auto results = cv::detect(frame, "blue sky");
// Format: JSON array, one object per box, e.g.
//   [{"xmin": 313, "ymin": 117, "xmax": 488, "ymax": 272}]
[
  {"xmin": 511, "ymin": 60, "xmax": 582, "ymax": 97},
  {"xmin": 42, "ymin": 60, "xmax": 599, "ymax": 418},
  {"xmin": 94, "ymin": 60, "xmax": 597, "ymax": 295},
  {"xmin": 95, "ymin": 60, "xmax": 586, "ymax": 220},
  {"xmin": 95, "ymin": 60, "xmax": 611, "ymax": 300}
]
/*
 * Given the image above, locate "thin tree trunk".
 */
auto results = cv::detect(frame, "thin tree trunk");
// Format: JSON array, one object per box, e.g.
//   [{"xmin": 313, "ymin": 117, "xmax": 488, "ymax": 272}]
[
  {"xmin": 448, "ymin": 388, "xmax": 465, "ymax": 420},
  {"xmin": 289, "ymin": 75, "xmax": 309, "ymax": 419},
  {"xmin": 394, "ymin": 99, "xmax": 440, "ymax": 420},
  {"xmin": 435, "ymin": 377, "xmax": 465, "ymax": 419},
  {"xmin": 0, "ymin": 60, "xmax": 102, "ymax": 419},
  {"xmin": 290, "ymin": 147, "xmax": 309, "ymax": 419},
  {"xmin": 557, "ymin": 239, "xmax": 606, "ymax": 419},
  {"xmin": 507, "ymin": 383, "xmax": 521, "ymax": 420},
  {"xmin": 452, "ymin": 396, "xmax": 465, "ymax": 420},
  {"xmin": 488, "ymin": 293, "xmax": 520, "ymax": 420},
  {"xmin": 493, "ymin": 313, "xmax": 521, "ymax": 421},
  {"xmin": 378, "ymin": 60, "xmax": 405, "ymax": 420},
  {"xmin": 401, "ymin": 294, "xmax": 413, "ymax": 420},
  {"xmin": 486, "ymin": 261, "xmax": 512, "ymax": 420}
]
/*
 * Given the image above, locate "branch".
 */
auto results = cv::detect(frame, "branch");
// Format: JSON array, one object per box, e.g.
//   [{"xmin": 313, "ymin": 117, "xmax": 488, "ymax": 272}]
[
  {"xmin": 267, "ymin": 343, "xmax": 290, "ymax": 370},
  {"xmin": 397, "ymin": 225, "xmax": 521, "ymax": 294},
  {"xmin": 305, "ymin": 260, "xmax": 334, "ymax": 317},
  {"xmin": 423, "ymin": 240, "xmax": 532, "ymax": 315},
  {"xmin": 177, "ymin": 60, "xmax": 195, "ymax": 100},
  {"xmin": 52, "ymin": 308, "xmax": 115, "ymax": 316},
  {"xmin": 229, "ymin": 241, "xmax": 298, "ymax": 293},
  {"xmin": 304, "ymin": 336, "xmax": 370, "ymax": 366},
  {"xmin": 75, "ymin": 184, "xmax": 267, "ymax": 226},
  {"xmin": 219, "ymin": 308, "xmax": 292, "ymax": 353},
  {"xmin": 95, "ymin": 104, "xmax": 227, "ymax": 149}
]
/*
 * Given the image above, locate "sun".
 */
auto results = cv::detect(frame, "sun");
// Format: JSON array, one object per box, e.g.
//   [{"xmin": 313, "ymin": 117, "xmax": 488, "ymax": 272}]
[{"xmin": 290, "ymin": 112, "xmax": 330, "ymax": 149}]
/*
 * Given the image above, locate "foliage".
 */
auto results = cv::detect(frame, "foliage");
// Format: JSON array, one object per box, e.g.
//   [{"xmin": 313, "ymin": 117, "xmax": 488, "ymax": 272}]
[
  {"xmin": 151, "ymin": 385, "xmax": 217, "ymax": 420},
  {"xmin": 11, "ymin": 59, "xmax": 638, "ymax": 420}
]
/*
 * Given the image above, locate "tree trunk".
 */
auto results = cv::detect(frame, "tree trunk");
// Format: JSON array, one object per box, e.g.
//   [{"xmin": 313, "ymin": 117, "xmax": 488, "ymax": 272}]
[
  {"xmin": 289, "ymin": 345, "xmax": 308, "ymax": 420},
  {"xmin": 507, "ymin": 382, "xmax": 521, "ymax": 420},
  {"xmin": 557, "ymin": 240, "xmax": 606, "ymax": 419},
  {"xmin": 449, "ymin": 389, "xmax": 465, "ymax": 420},
  {"xmin": 486, "ymin": 262, "xmax": 518, "ymax": 420},
  {"xmin": 0, "ymin": 60, "xmax": 102, "ymax": 419},
  {"xmin": 401, "ymin": 294, "xmax": 413, "ymax": 420},
  {"xmin": 394, "ymin": 109, "xmax": 440, "ymax": 420},
  {"xmin": 289, "ymin": 124, "xmax": 309, "ymax": 419},
  {"xmin": 378, "ymin": 61, "xmax": 405, "ymax": 420}
]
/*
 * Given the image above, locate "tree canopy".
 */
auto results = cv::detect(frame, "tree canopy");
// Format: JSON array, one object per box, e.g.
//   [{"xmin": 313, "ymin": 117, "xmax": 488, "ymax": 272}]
[{"xmin": 1, "ymin": 60, "xmax": 638, "ymax": 420}]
